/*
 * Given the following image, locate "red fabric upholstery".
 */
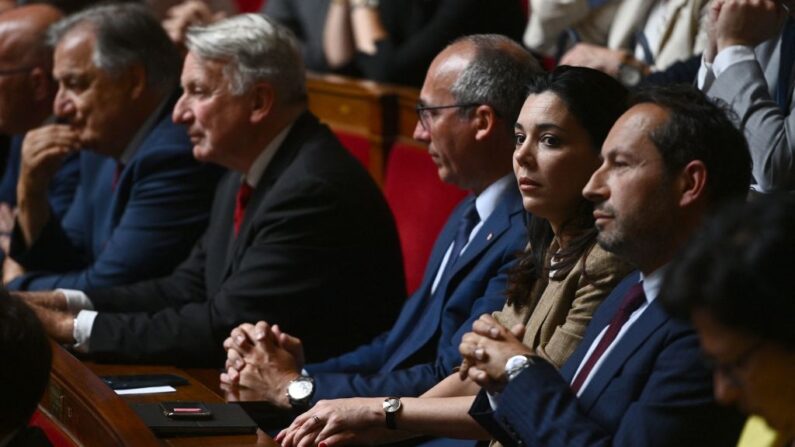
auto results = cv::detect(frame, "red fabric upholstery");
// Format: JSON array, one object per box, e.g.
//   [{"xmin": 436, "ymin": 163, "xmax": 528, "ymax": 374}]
[
  {"xmin": 236, "ymin": 0, "xmax": 264, "ymax": 12},
  {"xmin": 520, "ymin": 0, "xmax": 529, "ymax": 20},
  {"xmin": 384, "ymin": 142, "xmax": 467, "ymax": 294},
  {"xmin": 29, "ymin": 410, "xmax": 77, "ymax": 447},
  {"xmin": 335, "ymin": 131, "xmax": 372, "ymax": 171}
]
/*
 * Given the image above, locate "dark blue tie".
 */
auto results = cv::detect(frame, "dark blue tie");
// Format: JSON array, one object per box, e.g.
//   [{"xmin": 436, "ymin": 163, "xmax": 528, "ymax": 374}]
[
  {"xmin": 776, "ymin": 16, "xmax": 795, "ymax": 109},
  {"xmin": 438, "ymin": 199, "xmax": 479, "ymax": 287}
]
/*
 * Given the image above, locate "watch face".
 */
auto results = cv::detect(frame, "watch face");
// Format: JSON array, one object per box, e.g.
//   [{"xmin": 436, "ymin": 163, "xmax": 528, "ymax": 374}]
[
  {"xmin": 383, "ymin": 398, "xmax": 401, "ymax": 413},
  {"xmin": 505, "ymin": 354, "xmax": 529, "ymax": 371},
  {"xmin": 619, "ymin": 64, "xmax": 642, "ymax": 86},
  {"xmin": 288, "ymin": 379, "xmax": 313, "ymax": 400}
]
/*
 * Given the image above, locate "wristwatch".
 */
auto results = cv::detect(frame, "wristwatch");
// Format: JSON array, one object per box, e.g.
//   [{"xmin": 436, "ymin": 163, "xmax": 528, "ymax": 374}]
[
  {"xmin": 286, "ymin": 375, "xmax": 315, "ymax": 409},
  {"xmin": 350, "ymin": 0, "xmax": 379, "ymax": 8},
  {"xmin": 504, "ymin": 354, "xmax": 537, "ymax": 381},
  {"xmin": 617, "ymin": 63, "xmax": 643, "ymax": 87},
  {"xmin": 382, "ymin": 397, "xmax": 402, "ymax": 429}
]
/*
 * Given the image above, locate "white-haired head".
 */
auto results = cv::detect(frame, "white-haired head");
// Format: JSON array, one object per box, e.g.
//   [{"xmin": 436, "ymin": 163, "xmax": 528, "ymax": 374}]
[{"xmin": 185, "ymin": 14, "xmax": 306, "ymax": 103}]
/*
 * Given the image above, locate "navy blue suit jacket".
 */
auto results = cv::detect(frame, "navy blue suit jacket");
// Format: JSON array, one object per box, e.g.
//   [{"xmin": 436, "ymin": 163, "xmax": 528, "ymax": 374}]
[
  {"xmin": 0, "ymin": 134, "xmax": 80, "ymax": 219},
  {"xmin": 7, "ymin": 106, "xmax": 223, "ymax": 291},
  {"xmin": 306, "ymin": 184, "xmax": 527, "ymax": 401},
  {"xmin": 82, "ymin": 112, "xmax": 405, "ymax": 366},
  {"xmin": 470, "ymin": 273, "xmax": 745, "ymax": 447}
]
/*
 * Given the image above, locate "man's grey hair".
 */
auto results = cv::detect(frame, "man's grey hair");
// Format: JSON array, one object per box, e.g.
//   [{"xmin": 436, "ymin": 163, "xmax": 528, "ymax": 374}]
[
  {"xmin": 185, "ymin": 14, "xmax": 306, "ymax": 102},
  {"xmin": 48, "ymin": 3, "xmax": 180, "ymax": 94},
  {"xmin": 450, "ymin": 34, "xmax": 542, "ymax": 131}
]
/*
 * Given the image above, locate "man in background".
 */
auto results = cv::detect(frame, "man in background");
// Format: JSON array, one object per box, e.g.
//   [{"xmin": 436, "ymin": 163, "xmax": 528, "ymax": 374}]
[{"xmin": 5, "ymin": 4, "xmax": 222, "ymax": 291}]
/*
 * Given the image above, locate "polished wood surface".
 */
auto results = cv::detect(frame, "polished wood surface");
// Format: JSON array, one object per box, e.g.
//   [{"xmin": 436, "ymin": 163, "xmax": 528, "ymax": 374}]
[
  {"xmin": 41, "ymin": 343, "xmax": 274, "ymax": 446},
  {"xmin": 306, "ymin": 72, "xmax": 422, "ymax": 184},
  {"xmin": 41, "ymin": 341, "xmax": 161, "ymax": 446}
]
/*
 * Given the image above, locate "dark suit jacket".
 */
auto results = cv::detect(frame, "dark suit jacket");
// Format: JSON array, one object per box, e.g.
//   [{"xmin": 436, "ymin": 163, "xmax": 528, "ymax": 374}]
[
  {"xmin": 305, "ymin": 185, "xmax": 527, "ymax": 401},
  {"xmin": 470, "ymin": 273, "xmax": 745, "ymax": 447},
  {"xmin": 83, "ymin": 112, "xmax": 405, "ymax": 366},
  {"xmin": 0, "ymin": 134, "xmax": 80, "ymax": 220},
  {"xmin": 5, "ymin": 427, "xmax": 52, "ymax": 447},
  {"xmin": 7, "ymin": 105, "xmax": 222, "ymax": 291}
]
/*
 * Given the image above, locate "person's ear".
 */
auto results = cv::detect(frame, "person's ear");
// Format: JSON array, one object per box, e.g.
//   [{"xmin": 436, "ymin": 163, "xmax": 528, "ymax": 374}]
[
  {"xmin": 250, "ymin": 82, "xmax": 275, "ymax": 124},
  {"xmin": 29, "ymin": 67, "xmax": 51, "ymax": 102},
  {"xmin": 127, "ymin": 64, "xmax": 148, "ymax": 99},
  {"xmin": 473, "ymin": 105, "xmax": 497, "ymax": 141},
  {"xmin": 678, "ymin": 160, "xmax": 708, "ymax": 207}
]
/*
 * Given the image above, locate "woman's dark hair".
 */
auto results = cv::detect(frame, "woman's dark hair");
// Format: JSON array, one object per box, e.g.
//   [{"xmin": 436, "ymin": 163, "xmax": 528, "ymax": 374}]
[{"xmin": 506, "ymin": 66, "xmax": 628, "ymax": 310}]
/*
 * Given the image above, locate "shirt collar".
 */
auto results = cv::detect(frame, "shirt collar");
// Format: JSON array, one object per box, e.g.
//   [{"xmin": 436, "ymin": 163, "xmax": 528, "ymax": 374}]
[
  {"xmin": 639, "ymin": 263, "xmax": 669, "ymax": 304},
  {"xmin": 243, "ymin": 121, "xmax": 294, "ymax": 188},
  {"xmin": 473, "ymin": 174, "xmax": 514, "ymax": 223},
  {"xmin": 119, "ymin": 93, "xmax": 172, "ymax": 165}
]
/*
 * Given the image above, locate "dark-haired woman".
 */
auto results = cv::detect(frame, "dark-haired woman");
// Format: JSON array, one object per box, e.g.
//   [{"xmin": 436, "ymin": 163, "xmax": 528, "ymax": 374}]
[{"xmin": 277, "ymin": 66, "xmax": 634, "ymax": 446}]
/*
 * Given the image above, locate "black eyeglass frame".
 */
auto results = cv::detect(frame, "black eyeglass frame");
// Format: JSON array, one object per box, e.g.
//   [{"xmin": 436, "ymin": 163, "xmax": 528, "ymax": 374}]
[{"xmin": 414, "ymin": 102, "xmax": 482, "ymax": 130}]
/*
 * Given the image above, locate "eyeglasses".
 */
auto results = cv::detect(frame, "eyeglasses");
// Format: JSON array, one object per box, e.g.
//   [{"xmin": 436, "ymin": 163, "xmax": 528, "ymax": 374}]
[
  {"xmin": 703, "ymin": 339, "xmax": 764, "ymax": 387},
  {"xmin": 0, "ymin": 66, "xmax": 34, "ymax": 77},
  {"xmin": 415, "ymin": 102, "xmax": 481, "ymax": 131}
]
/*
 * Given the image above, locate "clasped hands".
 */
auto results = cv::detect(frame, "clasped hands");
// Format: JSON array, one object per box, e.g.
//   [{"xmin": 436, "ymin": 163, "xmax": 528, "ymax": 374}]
[
  {"xmin": 12, "ymin": 290, "xmax": 76, "ymax": 343},
  {"xmin": 274, "ymin": 314, "xmax": 533, "ymax": 447},
  {"xmin": 458, "ymin": 314, "xmax": 533, "ymax": 394},
  {"xmin": 220, "ymin": 321, "xmax": 305, "ymax": 408}
]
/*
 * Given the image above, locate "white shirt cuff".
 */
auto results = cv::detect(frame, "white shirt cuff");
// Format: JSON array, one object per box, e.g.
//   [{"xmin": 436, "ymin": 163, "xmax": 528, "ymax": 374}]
[
  {"xmin": 713, "ymin": 45, "xmax": 756, "ymax": 78},
  {"xmin": 486, "ymin": 390, "xmax": 500, "ymax": 411},
  {"xmin": 58, "ymin": 288, "xmax": 94, "ymax": 313},
  {"xmin": 72, "ymin": 310, "xmax": 98, "ymax": 353}
]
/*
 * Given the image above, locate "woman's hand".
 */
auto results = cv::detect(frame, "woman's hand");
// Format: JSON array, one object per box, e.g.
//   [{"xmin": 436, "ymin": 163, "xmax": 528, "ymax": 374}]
[
  {"xmin": 459, "ymin": 314, "xmax": 532, "ymax": 393},
  {"xmin": 276, "ymin": 397, "xmax": 384, "ymax": 447}
]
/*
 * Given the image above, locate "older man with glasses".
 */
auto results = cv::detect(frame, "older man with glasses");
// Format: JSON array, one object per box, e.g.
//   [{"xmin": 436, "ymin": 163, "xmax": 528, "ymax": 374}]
[{"xmin": 220, "ymin": 35, "xmax": 540, "ymax": 431}]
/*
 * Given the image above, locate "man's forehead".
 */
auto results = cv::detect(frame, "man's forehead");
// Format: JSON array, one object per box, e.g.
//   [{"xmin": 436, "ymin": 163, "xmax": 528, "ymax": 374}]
[
  {"xmin": 181, "ymin": 52, "xmax": 225, "ymax": 83},
  {"xmin": 601, "ymin": 103, "xmax": 668, "ymax": 155},
  {"xmin": 54, "ymin": 27, "xmax": 96, "ymax": 71},
  {"xmin": 420, "ymin": 45, "xmax": 472, "ymax": 100}
]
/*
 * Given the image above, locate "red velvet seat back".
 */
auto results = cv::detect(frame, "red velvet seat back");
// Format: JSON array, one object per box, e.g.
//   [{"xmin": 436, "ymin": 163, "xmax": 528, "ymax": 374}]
[
  {"xmin": 335, "ymin": 131, "xmax": 372, "ymax": 169},
  {"xmin": 384, "ymin": 142, "xmax": 467, "ymax": 294},
  {"xmin": 29, "ymin": 410, "xmax": 78, "ymax": 447}
]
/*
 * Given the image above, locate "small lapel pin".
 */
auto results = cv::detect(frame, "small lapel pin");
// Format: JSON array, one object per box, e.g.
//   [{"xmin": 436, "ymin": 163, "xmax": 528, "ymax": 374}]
[{"xmin": 486, "ymin": 233, "xmax": 493, "ymax": 241}]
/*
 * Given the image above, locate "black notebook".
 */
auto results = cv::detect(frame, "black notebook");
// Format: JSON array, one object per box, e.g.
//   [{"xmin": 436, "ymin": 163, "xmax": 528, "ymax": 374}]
[{"xmin": 132, "ymin": 402, "xmax": 258, "ymax": 436}]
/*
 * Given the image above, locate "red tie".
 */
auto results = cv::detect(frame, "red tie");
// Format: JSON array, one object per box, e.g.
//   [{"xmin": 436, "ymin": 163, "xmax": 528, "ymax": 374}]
[
  {"xmin": 233, "ymin": 182, "xmax": 254, "ymax": 237},
  {"xmin": 570, "ymin": 282, "xmax": 646, "ymax": 394}
]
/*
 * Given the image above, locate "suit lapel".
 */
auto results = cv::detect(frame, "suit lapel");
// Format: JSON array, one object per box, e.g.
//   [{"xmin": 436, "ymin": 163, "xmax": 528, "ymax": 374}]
[
  {"xmin": 561, "ymin": 272, "xmax": 640, "ymax": 380},
  {"xmin": 378, "ymin": 200, "xmax": 469, "ymax": 358},
  {"xmin": 653, "ymin": 0, "xmax": 691, "ymax": 54},
  {"xmin": 608, "ymin": 0, "xmax": 656, "ymax": 49},
  {"xmin": 578, "ymin": 300, "xmax": 669, "ymax": 413},
  {"xmin": 432, "ymin": 187, "xmax": 523, "ymax": 300},
  {"xmin": 381, "ymin": 187, "xmax": 524, "ymax": 371},
  {"xmin": 221, "ymin": 113, "xmax": 315, "ymax": 279}
]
